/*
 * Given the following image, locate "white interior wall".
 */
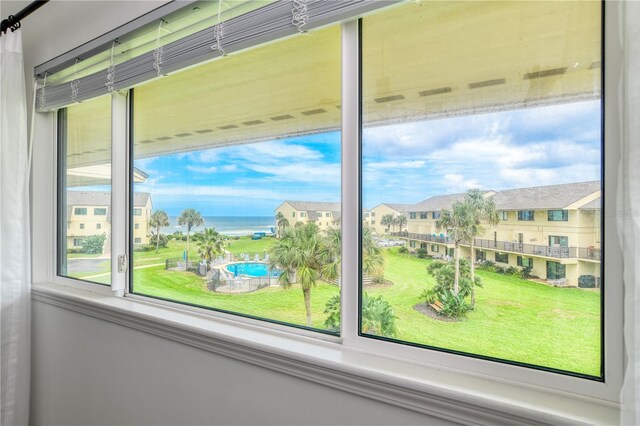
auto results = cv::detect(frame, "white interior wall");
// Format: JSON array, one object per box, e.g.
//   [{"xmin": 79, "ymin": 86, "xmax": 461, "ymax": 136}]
[{"xmin": 14, "ymin": 2, "xmax": 452, "ymax": 424}]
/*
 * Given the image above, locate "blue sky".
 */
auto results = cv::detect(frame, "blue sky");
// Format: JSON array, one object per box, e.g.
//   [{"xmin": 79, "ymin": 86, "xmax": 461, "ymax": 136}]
[{"xmin": 134, "ymin": 100, "xmax": 601, "ymax": 217}]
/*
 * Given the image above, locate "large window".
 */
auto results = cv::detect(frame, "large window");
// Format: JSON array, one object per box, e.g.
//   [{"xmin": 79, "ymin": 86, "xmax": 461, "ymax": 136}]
[
  {"xmin": 130, "ymin": 24, "xmax": 341, "ymax": 332},
  {"xmin": 548, "ymin": 210, "xmax": 569, "ymax": 221},
  {"xmin": 361, "ymin": 1, "xmax": 602, "ymax": 378},
  {"xmin": 57, "ymin": 95, "xmax": 112, "ymax": 285}
]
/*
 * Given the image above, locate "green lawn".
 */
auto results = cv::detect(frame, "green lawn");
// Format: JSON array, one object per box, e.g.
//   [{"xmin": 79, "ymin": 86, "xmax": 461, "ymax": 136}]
[
  {"xmin": 368, "ymin": 249, "xmax": 601, "ymax": 377},
  {"xmin": 132, "ymin": 265, "xmax": 338, "ymax": 329},
  {"xmin": 83, "ymin": 238, "xmax": 601, "ymax": 377}
]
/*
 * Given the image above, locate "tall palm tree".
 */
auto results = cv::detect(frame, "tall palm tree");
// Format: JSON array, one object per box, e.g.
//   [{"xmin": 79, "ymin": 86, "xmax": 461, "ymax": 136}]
[
  {"xmin": 275, "ymin": 211, "xmax": 289, "ymax": 237},
  {"xmin": 268, "ymin": 223, "xmax": 323, "ymax": 327},
  {"xmin": 195, "ymin": 227, "xmax": 224, "ymax": 270},
  {"xmin": 396, "ymin": 214, "xmax": 407, "ymax": 233},
  {"xmin": 149, "ymin": 210, "xmax": 170, "ymax": 254},
  {"xmin": 436, "ymin": 201, "xmax": 474, "ymax": 294},
  {"xmin": 380, "ymin": 214, "xmax": 394, "ymax": 234},
  {"xmin": 465, "ymin": 189, "xmax": 500, "ymax": 308},
  {"xmin": 177, "ymin": 208, "xmax": 204, "ymax": 266}
]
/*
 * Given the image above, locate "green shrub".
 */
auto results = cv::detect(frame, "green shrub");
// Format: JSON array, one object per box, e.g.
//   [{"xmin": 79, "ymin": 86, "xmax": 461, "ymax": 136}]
[
  {"xmin": 324, "ymin": 293, "xmax": 397, "ymax": 337},
  {"xmin": 477, "ymin": 260, "xmax": 496, "ymax": 272},
  {"xmin": 416, "ymin": 247, "xmax": 429, "ymax": 258},
  {"xmin": 149, "ymin": 233, "xmax": 168, "ymax": 248},
  {"xmin": 133, "ymin": 244, "xmax": 155, "ymax": 252},
  {"xmin": 67, "ymin": 248, "xmax": 82, "ymax": 254},
  {"xmin": 439, "ymin": 289, "xmax": 471, "ymax": 318},
  {"xmin": 398, "ymin": 246, "xmax": 409, "ymax": 254},
  {"xmin": 81, "ymin": 233, "xmax": 106, "ymax": 254},
  {"xmin": 495, "ymin": 265, "xmax": 506, "ymax": 274},
  {"xmin": 578, "ymin": 275, "xmax": 596, "ymax": 288},
  {"xmin": 505, "ymin": 266, "xmax": 519, "ymax": 276},
  {"xmin": 520, "ymin": 265, "xmax": 534, "ymax": 279},
  {"xmin": 420, "ymin": 288, "xmax": 438, "ymax": 304}
]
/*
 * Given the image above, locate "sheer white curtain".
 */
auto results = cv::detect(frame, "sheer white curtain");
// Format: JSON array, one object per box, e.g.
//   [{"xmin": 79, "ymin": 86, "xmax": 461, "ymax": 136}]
[
  {"xmin": 0, "ymin": 29, "xmax": 31, "ymax": 426},
  {"xmin": 620, "ymin": 1, "xmax": 640, "ymax": 425}
]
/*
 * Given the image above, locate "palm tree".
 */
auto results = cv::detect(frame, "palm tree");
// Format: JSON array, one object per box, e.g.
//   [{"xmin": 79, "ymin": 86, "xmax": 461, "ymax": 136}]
[
  {"xmin": 436, "ymin": 201, "xmax": 474, "ymax": 294},
  {"xmin": 268, "ymin": 223, "xmax": 323, "ymax": 327},
  {"xmin": 319, "ymin": 224, "xmax": 383, "ymax": 285},
  {"xmin": 275, "ymin": 211, "xmax": 289, "ymax": 237},
  {"xmin": 380, "ymin": 214, "xmax": 394, "ymax": 234},
  {"xmin": 464, "ymin": 189, "xmax": 499, "ymax": 308},
  {"xmin": 195, "ymin": 227, "xmax": 224, "ymax": 270},
  {"xmin": 177, "ymin": 208, "xmax": 204, "ymax": 266},
  {"xmin": 149, "ymin": 210, "xmax": 170, "ymax": 254},
  {"xmin": 396, "ymin": 214, "xmax": 407, "ymax": 233}
]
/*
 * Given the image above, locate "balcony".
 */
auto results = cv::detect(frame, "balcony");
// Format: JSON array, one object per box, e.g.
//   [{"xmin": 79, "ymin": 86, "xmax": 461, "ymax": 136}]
[
  {"xmin": 472, "ymin": 239, "xmax": 577, "ymax": 259},
  {"xmin": 578, "ymin": 247, "xmax": 601, "ymax": 261},
  {"xmin": 391, "ymin": 231, "xmax": 454, "ymax": 244}
]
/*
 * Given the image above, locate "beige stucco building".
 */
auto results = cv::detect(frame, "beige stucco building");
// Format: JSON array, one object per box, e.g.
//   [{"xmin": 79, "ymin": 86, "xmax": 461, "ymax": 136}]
[
  {"xmin": 370, "ymin": 203, "xmax": 412, "ymax": 235},
  {"xmin": 66, "ymin": 191, "xmax": 153, "ymax": 251},
  {"xmin": 274, "ymin": 201, "xmax": 374, "ymax": 235},
  {"xmin": 397, "ymin": 181, "xmax": 601, "ymax": 286}
]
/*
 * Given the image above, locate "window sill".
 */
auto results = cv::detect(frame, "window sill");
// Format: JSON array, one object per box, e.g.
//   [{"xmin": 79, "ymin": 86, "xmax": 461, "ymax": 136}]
[{"xmin": 31, "ymin": 282, "xmax": 619, "ymax": 426}]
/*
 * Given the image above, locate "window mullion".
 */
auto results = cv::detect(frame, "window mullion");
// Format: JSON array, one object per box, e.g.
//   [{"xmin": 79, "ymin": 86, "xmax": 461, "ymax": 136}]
[
  {"xmin": 340, "ymin": 20, "xmax": 361, "ymax": 344},
  {"xmin": 111, "ymin": 92, "xmax": 129, "ymax": 295}
]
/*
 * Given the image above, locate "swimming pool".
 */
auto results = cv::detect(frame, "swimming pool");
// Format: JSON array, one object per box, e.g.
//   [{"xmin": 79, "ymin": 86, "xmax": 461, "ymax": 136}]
[{"xmin": 226, "ymin": 262, "xmax": 280, "ymax": 278}]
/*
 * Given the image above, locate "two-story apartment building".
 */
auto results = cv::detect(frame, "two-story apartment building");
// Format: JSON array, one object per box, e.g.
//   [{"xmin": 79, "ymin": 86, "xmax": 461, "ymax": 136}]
[
  {"xmin": 370, "ymin": 203, "xmax": 412, "ymax": 235},
  {"xmin": 67, "ymin": 191, "xmax": 153, "ymax": 251},
  {"xmin": 275, "ymin": 201, "xmax": 374, "ymax": 235},
  {"xmin": 397, "ymin": 181, "xmax": 601, "ymax": 286}
]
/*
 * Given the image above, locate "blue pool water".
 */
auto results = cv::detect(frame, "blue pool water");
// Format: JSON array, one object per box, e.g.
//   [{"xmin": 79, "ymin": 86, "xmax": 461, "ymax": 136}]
[{"xmin": 226, "ymin": 262, "xmax": 279, "ymax": 278}]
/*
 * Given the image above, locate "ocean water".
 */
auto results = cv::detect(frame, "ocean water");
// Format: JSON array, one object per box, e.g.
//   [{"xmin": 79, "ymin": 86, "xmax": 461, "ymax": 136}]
[{"xmin": 161, "ymin": 216, "xmax": 275, "ymax": 237}]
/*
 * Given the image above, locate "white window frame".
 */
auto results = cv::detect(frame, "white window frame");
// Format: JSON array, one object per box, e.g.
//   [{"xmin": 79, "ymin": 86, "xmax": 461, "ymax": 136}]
[{"xmin": 31, "ymin": 2, "xmax": 624, "ymax": 422}]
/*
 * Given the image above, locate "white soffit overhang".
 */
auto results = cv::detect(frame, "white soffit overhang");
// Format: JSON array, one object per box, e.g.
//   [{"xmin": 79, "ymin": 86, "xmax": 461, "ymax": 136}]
[{"xmin": 67, "ymin": 1, "xmax": 601, "ymax": 166}]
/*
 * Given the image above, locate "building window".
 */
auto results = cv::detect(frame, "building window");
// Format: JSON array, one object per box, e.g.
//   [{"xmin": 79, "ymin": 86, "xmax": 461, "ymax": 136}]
[
  {"xmin": 73, "ymin": 238, "xmax": 83, "ymax": 247},
  {"xmin": 94, "ymin": 208, "xmax": 107, "ymax": 215},
  {"xmin": 370, "ymin": 212, "xmax": 375, "ymax": 217},
  {"xmin": 409, "ymin": 212, "xmax": 417, "ymax": 219},
  {"xmin": 133, "ymin": 208, "xmax": 142, "ymax": 216},
  {"xmin": 409, "ymin": 240, "xmax": 416, "ymax": 248},
  {"xmin": 371, "ymin": 220, "xmax": 375, "ymax": 225},
  {"xmin": 134, "ymin": 237, "xmax": 142, "ymax": 244},
  {"xmin": 498, "ymin": 211, "xmax": 508, "ymax": 220},
  {"xmin": 549, "ymin": 235, "xmax": 569, "ymax": 247},
  {"xmin": 419, "ymin": 212, "xmax": 428, "ymax": 219},
  {"xmin": 74, "ymin": 208, "xmax": 87, "ymax": 215},
  {"xmin": 432, "ymin": 212, "xmax": 441, "ymax": 219},
  {"xmin": 134, "ymin": 223, "xmax": 140, "ymax": 230},
  {"xmin": 79, "ymin": 223, "xmax": 84, "ymax": 230},
  {"xmin": 546, "ymin": 261, "xmax": 566, "ymax": 280},
  {"xmin": 517, "ymin": 210, "xmax": 535, "ymax": 221},
  {"xmin": 495, "ymin": 252, "xmax": 509, "ymax": 264},
  {"xmin": 318, "ymin": 212, "xmax": 323, "ymax": 217},
  {"xmin": 292, "ymin": 212, "xmax": 296, "ymax": 218},
  {"xmin": 517, "ymin": 256, "xmax": 533, "ymax": 268},
  {"xmin": 476, "ymin": 250, "xmax": 486, "ymax": 262},
  {"xmin": 431, "ymin": 244, "xmax": 439, "ymax": 253},
  {"xmin": 548, "ymin": 210, "xmax": 568, "ymax": 221},
  {"xmin": 96, "ymin": 223, "xmax": 101, "ymax": 230}
]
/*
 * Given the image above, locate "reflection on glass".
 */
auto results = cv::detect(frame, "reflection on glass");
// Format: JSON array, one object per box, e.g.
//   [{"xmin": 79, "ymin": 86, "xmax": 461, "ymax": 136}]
[
  {"xmin": 58, "ymin": 95, "xmax": 112, "ymax": 285},
  {"xmin": 131, "ymin": 25, "xmax": 342, "ymax": 332},
  {"xmin": 361, "ymin": 1, "xmax": 602, "ymax": 377}
]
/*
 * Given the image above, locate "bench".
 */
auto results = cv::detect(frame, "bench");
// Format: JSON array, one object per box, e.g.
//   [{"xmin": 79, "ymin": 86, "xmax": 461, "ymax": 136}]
[{"xmin": 430, "ymin": 300, "xmax": 444, "ymax": 313}]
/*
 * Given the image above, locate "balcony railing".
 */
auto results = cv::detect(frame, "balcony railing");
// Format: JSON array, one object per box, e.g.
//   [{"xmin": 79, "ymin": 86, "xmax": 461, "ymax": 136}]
[
  {"xmin": 393, "ymin": 232, "xmax": 602, "ymax": 261},
  {"xmin": 472, "ymin": 239, "xmax": 576, "ymax": 259},
  {"xmin": 391, "ymin": 231, "xmax": 453, "ymax": 244},
  {"xmin": 578, "ymin": 247, "xmax": 601, "ymax": 261}
]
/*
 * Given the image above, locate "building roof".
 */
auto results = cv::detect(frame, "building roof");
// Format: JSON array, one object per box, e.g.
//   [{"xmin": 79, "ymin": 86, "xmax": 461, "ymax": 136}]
[
  {"xmin": 67, "ymin": 191, "xmax": 151, "ymax": 207},
  {"xmin": 490, "ymin": 181, "xmax": 600, "ymax": 210},
  {"xmin": 374, "ymin": 203, "xmax": 414, "ymax": 213},
  {"xmin": 412, "ymin": 193, "xmax": 470, "ymax": 212},
  {"xmin": 284, "ymin": 201, "xmax": 341, "ymax": 212},
  {"xmin": 579, "ymin": 197, "xmax": 601, "ymax": 210}
]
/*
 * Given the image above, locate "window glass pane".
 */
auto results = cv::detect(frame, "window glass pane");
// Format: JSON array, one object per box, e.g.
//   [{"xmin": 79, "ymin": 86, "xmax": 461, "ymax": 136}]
[
  {"xmin": 362, "ymin": 1, "xmax": 602, "ymax": 377},
  {"xmin": 131, "ymin": 25, "xmax": 341, "ymax": 332},
  {"xmin": 57, "ymin": 95, "xmax": 112, "ymax": 285}
]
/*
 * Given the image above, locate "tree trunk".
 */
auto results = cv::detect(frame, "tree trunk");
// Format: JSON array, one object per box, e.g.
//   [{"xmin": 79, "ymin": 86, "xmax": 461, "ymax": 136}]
[
  {"xmin": 470, "ymin": 242, "xmax": 476, "ymax": 308},
  {"xmin": 155, "ymin": 225, "xmax": 160, "ymax": 254},
  {"xmin": 454, "ymin": 242, "xmax": 460, "ymax": 294},
  {"xmin": 185, "ymin": 228, "xmax": 190, "ymax": 268},
  {"xmin": 302, "ymin": 287, "xmax": 312, "ymax": 327}
]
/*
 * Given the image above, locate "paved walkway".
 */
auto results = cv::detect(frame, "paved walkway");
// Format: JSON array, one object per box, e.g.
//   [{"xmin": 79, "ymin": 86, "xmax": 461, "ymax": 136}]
[{"xmin": 80, "ymin": 262, "xmax": 165, "ymax": 280}]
